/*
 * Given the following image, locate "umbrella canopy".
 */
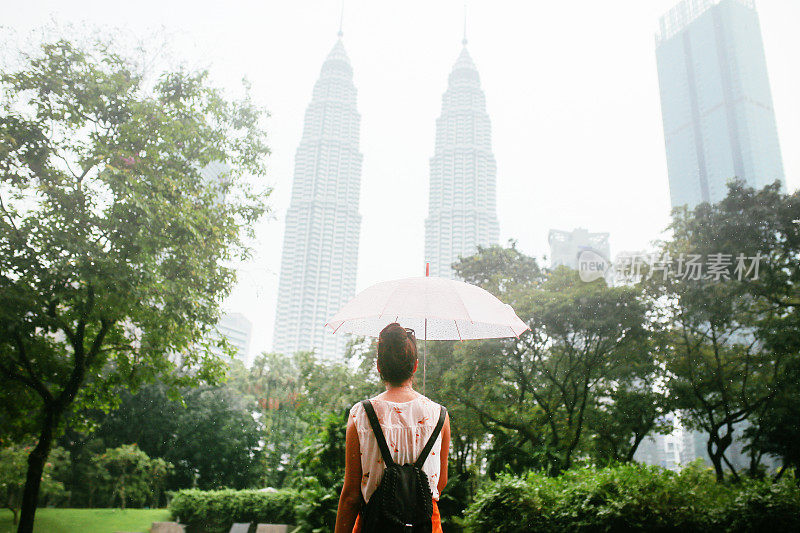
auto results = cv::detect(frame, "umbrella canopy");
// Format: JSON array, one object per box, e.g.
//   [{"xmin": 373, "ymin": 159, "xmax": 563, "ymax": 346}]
[{"xmin": 325, "ymin": 275, "xmax": 529, "ymax": 340}]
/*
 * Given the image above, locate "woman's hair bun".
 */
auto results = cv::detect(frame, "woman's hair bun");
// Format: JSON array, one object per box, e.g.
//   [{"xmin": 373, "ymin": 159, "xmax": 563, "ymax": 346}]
[{"xmin": 377, "ymin": 322, "xmax": 417, "ymax": 386}]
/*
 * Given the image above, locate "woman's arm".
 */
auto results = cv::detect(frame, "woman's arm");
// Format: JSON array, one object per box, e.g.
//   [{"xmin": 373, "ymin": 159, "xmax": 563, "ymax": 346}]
[
  {"xmin": 437, "ymin": 412, "xmax": 451, "ymax": 496},
  {"xmin": 334, "ymin": 417, "xmax": 363, "ymax": 533}
]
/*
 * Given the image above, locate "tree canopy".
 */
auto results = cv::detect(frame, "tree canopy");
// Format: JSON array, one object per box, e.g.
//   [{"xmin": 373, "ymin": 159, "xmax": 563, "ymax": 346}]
[
  {"xmin": 0, "ymin": 35, "xmax": 270, "ymax": 531},
  {"xmin": 645, "ymin": 181, "xmax": 800, "ymax": 480}
]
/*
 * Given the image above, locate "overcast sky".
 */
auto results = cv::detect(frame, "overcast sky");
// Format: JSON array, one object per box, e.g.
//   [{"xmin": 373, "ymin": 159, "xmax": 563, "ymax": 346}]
[{"xmin": 7, "ymin": 1, "xmax": 800, "ymax": 358}]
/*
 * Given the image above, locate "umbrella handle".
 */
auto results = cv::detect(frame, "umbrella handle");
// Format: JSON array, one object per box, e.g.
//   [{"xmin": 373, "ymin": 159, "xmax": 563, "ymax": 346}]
[
  {"xmin": 423, "ymin": 318, "xmax": 427, "ymax": 396},
  {"xmin": 424, "ymin": 264, "xmax": 428, "ymax": 396}
]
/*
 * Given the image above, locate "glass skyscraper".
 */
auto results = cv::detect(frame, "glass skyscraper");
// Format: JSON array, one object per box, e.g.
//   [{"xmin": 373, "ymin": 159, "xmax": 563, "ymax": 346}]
[
  {"xmin": 424, "ymin": 39, "xmax": 499, "ymax": 278},
  {"xmin": 273, "ymin": 33, "xmax": 362, "ymax": 360},
  {"xmin": 213, "ymin": 313, "xmax": 253, "ymax": 366},
  {"xmin": 655, "ymin": 0, "xmax": 785, "ymax": 209}
]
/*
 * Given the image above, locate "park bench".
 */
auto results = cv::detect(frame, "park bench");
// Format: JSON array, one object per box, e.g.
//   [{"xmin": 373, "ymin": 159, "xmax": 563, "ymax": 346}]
[
  {"xmin": 149, "ymin": 522, "xmax": 185, "ymax": 533},
  {"xmin": 255, "ymin": 525, "xmax": 292, "ymax": 533}
]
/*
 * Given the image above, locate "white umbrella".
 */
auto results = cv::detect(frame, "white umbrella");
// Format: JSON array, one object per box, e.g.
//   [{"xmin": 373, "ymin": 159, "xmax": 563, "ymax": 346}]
[{"xmin": 325, "ymin": 269, "xmax": 529, "ymax": 392}]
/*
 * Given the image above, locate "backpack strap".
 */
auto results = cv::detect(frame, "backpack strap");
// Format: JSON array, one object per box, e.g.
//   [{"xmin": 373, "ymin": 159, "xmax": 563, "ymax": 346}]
[
  {"xmin": 415, "ymin": 405, "xmax": 447, "ymax": 469},
  {"xmin": 361, "ymin": 400, "xmax": 396, "ymax": 467}
]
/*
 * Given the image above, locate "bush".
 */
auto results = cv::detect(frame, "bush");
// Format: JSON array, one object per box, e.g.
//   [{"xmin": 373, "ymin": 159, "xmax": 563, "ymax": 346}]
[
  {"xmin": 169, "ymin": 488, "xmax": 299, "ymax": 533},
  {"xmin": 292, "ymin": 477, "xmax": 342, "ymax": 533},
  {"xmin": 722, "ymin": 476, "xmax": 800, "ymax": 532},
  {"xmin": 437, "ymin": 469, "xmax": 477, "ymax": 532},
  {"xmin": 465, "ymin": 462, "xmax": 800, "ymax": 532}
]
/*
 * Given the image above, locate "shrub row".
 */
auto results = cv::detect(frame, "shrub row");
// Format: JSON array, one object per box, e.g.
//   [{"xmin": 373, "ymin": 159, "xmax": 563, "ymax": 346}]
[
  {"xmin": 169, "ymin": 464, "xmax": 800, "ymax": 533},
  {"xmin": 465, "ymin": 462, "xmax": 800, "ymax": 533},
  {"xmin": 169, "ymin": 488, "xmax": 299, "ymax": 533}
]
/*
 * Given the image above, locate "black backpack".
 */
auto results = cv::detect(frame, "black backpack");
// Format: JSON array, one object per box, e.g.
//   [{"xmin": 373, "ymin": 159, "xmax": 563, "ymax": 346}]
[{"xmin": 358, "ymin": 399, "xmax": 447, "ymax": 533}]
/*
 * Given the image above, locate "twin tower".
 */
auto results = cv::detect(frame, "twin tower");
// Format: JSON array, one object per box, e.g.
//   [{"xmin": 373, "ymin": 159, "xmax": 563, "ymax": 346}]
[{"xmin": 273, "ymin": 33, "xmax": 500, "ymax": 359}]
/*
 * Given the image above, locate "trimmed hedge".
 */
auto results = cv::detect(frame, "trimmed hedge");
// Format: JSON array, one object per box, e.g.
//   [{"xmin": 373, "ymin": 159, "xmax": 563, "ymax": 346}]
[
  {"xmin": 168, "ymin": 465, "xmax": 800, "ymax": 532},
  {"xmin": 169, "ymin": 488, "xmax": 299, "ymax": 533},
  {"xmin": 465, "ymin": 463, "xmax": 800, "ymax": 533}
]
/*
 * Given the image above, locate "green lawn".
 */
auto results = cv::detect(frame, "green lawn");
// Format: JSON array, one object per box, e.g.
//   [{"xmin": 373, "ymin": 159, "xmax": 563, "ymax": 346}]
[{"xmin": 0, "ymin": 508, "xmax": 172, "ymax": 533}]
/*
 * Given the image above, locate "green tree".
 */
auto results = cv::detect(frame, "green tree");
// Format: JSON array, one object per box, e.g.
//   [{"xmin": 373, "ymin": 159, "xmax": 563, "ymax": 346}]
[
  {"xmin": 92, "ymin": 443, "xmax": 168, "ymax": 509},
  {"xmin": 586, "ymin": 382, "xmax": 674, "ymax": 465},
  {"xmin": 447, "ymin": 242, "xmax": 546, "ymax": 478},
  {"xmin": 51, "ymin": 428, "xmax": 107, "ymax": 507},
  {"xmin": 646, "ymin": 181, "xmax": 800, "ymax": 481},
  {"xmin": 745, "ymin": 357, "xmax": 800, "ymax": 481},
  {"xmin": 0, "ymin": 35, "xmax": 269, "ymax": 531},
  {"xmin": 717, "ymin": 183, "xmax": 800, "ymax": 480},
  {"xmin": 229, "ymin": 353, "xmax": 305, "ymax": 488},
  {"xmin": 203, "ymin": 347, "xmax": 377, "ymax": 492},
  {"xmin": 453, "ymin": 240, "xmax": 542, "ymax": 297},
  {"xmin": 448, "ymin": 247, "xmax": 661, "ymax": 475},
  {"xmin": 0, "ymin": 444, "xmax": 68, "ymax": 525},
  {"xmin": 93, "ymin": 381, "xmax": 264, "ymax": 491},
  {"xmin": 289, "ymin": 409, "xmax": 349, "ymax": 533},
  {"xmin": 148, "ymin": 456, "xmax": 173, "ymax": 509}
]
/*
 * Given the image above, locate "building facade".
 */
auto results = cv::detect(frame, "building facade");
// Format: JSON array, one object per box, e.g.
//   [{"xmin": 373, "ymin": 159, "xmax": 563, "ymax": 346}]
[
  {"xmin": 424, "ymin": 40, "xmax": 499, "ymax": 279},
  {"xmin": 273, "ymin": 35, "xmax": 362, "ymax": 360},
  {"xmin": 548, "ymin": 228, "xmax": 611, "ymax": 270},
  {"xmin": 634, "ymin": 432, "xmax": 683, "ymax": 472},
  {"xmin": 213, "ymin": 312, "xmax": 253, "ymax": 365},
  {"xmin": 678, "ymin": 421, "xmax": 779, "ymax": 471},
  {"xmin": 656, "ymin": 0, "xmax": 785, "ymax": 209}
]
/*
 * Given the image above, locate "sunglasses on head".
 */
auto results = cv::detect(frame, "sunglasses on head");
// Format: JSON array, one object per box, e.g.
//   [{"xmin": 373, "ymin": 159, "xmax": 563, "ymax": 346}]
[{"xmin": 404, "ymin": 327, "xmax": 415, "ymax": 338}]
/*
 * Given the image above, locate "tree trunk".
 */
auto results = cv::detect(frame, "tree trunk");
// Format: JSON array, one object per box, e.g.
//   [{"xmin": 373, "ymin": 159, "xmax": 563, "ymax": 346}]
[
  {"xmin": 708, "ymin": 437, "xmax": 725, "ymax": 482},
  {"xmin": 707, "ymin": 430, "xmax": 733, "ymax": 482},
  {"xmin": 17, "ymin": 408, "xmax": 58, "ymax": 533},
  {"xmin": 626, "ymin": 430, "xmax": 650, "ymax": 462},
  {"xmin": 722, "ymin": 452, "xmax": 740, "ymax": 482}
]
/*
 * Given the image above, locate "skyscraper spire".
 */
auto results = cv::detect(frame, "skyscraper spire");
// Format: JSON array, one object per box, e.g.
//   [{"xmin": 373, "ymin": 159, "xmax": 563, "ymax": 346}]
[
  {"xmin": 462, "ymin": 2, "xmax": 468, "ymax": 46},
  {"xmin": 338, "ymin": 0, "xmax": 344, "ymax": 38}
]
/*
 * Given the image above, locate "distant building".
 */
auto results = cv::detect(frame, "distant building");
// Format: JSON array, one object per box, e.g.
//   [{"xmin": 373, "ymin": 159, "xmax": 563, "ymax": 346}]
[
  {"xmin": 199, "ymin": 161, "xmax": 231, "ymax": 204},
  {"xmin": 655, "ymin": 0, "xmax": 785, "ymax": 209},
  {"xmin": 635, "ymin": 433, "xmax": 683, "ymax": 472},
  {"xmin": 632, "ymin": 413, "xmax": 681, "ymax": 471},
  {"xmin": 213, "ymin": 312, "xmax": 253, "ymax": 365},
  {"xmin": 678, "ymin": 421, "xmax": 780, "ymax": 471},
  {"xmin": 272, "ymin": 31, "xmax": 362, "ymax": 360},
  {"xmin": 424, "ymin": 35, "xmax": 499, "ymax": 279},
  {"xmin": 548, "ymin": 228, "xmax": 610, "ymax": 270}
]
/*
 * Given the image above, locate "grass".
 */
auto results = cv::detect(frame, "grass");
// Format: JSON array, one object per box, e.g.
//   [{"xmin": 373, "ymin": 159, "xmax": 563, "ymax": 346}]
[{"xmin": 0, "ymin": 508, "xmax": 172, "ymax": 533}]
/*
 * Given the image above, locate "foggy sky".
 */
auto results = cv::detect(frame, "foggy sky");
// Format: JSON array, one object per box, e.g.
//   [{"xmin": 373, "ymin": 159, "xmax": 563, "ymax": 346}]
[{"xmin": 6, "ymin": 0, "xmax": 800, "ymax": 359}]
